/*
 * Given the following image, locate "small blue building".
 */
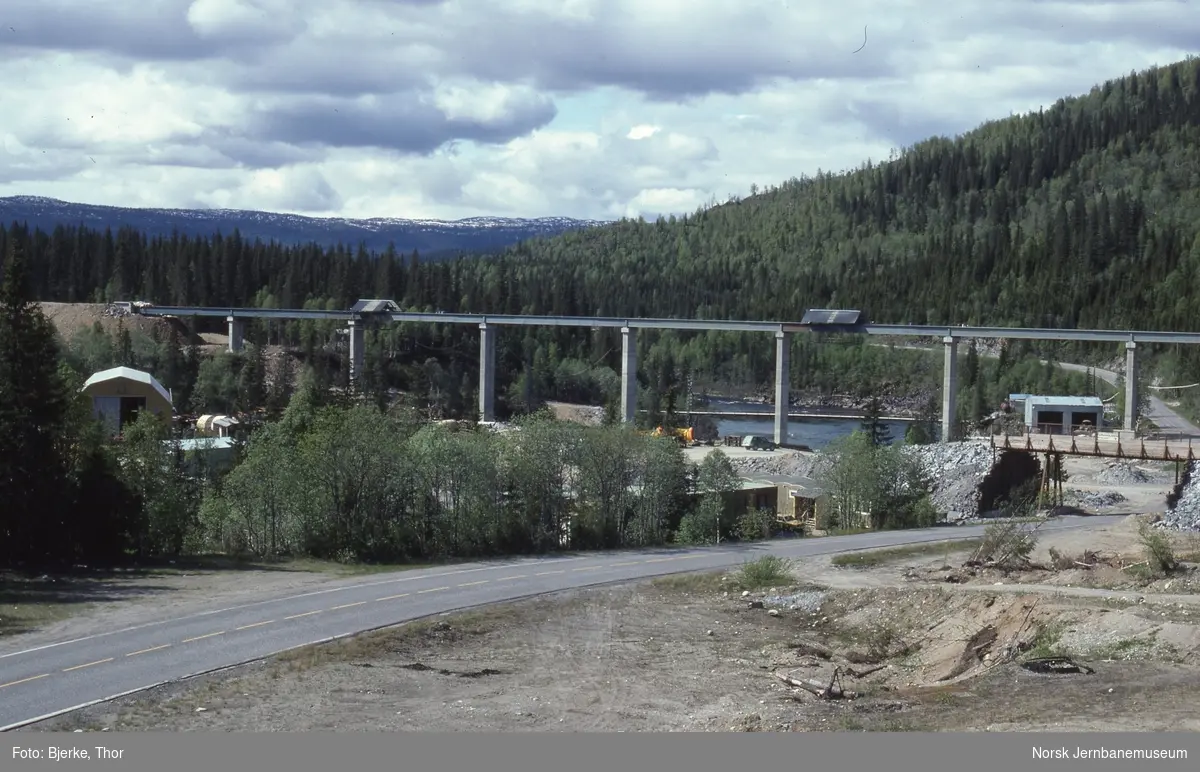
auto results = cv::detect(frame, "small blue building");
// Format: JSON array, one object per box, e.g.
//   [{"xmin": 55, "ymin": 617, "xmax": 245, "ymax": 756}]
[{"xmin": 1015, "ymin": 395, "xmax": 1105, "ymax": 434}]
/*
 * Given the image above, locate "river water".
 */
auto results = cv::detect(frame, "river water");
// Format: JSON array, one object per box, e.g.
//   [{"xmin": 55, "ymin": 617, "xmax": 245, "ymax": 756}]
[{"xmin": 695, "ymin": 398, "xmax": 912, "ymax": 451}]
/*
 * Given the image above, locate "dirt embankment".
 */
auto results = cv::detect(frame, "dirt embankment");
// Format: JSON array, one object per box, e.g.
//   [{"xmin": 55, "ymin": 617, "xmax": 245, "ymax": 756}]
[
  {"xmin": 23, "ymin": 515, "xmax": 1200, "ymax": 733},
  {"xmin": 40, "ymin": 303, "xmax": 203, "ymax": 346}
]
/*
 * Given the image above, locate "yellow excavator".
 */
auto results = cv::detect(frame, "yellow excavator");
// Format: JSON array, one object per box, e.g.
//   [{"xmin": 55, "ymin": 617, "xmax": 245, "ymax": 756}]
[{"xmin": 651, "ymin": 426, "xmax": 695, "ymax": 445}]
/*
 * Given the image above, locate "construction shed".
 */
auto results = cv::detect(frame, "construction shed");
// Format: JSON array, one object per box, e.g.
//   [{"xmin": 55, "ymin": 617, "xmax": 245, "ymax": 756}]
[
  {"xmin": 1022, "ymin": 395, "xmax": 1105, "ymax": 434},
  {"xmin": 82, "ymin": 366, "xmax": 173, "ymax": 435},
  {"xmin": 170, "ymin": 437, "xmax": 238, "ymax": 476}
]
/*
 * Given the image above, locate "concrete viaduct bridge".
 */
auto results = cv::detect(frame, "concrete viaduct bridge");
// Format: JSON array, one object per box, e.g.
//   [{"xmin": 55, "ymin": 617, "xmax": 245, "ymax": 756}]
[{"xmin": 131, "ymin": 302, "xmax": 1200, "ymax": 446}]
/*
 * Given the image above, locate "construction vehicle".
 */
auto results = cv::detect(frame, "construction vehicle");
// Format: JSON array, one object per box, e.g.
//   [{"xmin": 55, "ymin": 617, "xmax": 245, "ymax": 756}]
[{"xmin": 652, "ymin": 426, "xmax": 696, "ymax": 446}]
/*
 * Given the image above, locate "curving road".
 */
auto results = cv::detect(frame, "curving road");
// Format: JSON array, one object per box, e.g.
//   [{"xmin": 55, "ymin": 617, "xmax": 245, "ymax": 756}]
[
  {"xmin": 1054, "ymin": 361, "xmax": 1200, "ymax": 437},
  {"xmin": 0, "ymin": 515, "xmax": 1121, "ymax": 732}
]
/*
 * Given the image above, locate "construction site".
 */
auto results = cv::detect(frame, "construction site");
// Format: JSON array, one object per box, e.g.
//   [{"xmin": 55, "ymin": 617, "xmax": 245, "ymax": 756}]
[{"xmin": 9, "ymin": 300, "xmax": 1200, "ymax": 733}]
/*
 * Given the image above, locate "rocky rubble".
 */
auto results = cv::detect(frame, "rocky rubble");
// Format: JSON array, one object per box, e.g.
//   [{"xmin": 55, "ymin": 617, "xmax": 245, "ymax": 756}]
[
  {"xmin": 1094, "ymin": 461, "xmax": 1159, "ymax": 486},
  {"xmin": 901, "ymin": 439, "xmax": 995, "ymax": 521},
  {"xmin": 730, "ymin": 452, "xmax": 831, "ymax": 479},
  {"xmin": 1065, "ymin": 490, "xmax": 1127, "ymax": 510},
  {"xmin": 1158, "ymin": 461, "xmax": 1200, "ymax": 531}
]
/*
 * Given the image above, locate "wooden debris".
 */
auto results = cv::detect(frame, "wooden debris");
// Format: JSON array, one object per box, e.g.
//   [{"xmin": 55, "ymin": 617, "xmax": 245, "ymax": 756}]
[{"xmin": 774, "ymin": 667, "xmax": 857, "ymax": 700}]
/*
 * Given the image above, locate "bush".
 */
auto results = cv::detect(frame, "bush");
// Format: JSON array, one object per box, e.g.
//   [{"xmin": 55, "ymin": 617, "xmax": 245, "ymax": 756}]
[
  {"xmin": 737, "ymin": 555, "xmax": 794, "ymax": 588},
  {"xmin": 735, "ymin": 507, "xmax": 776, "ymax": 542},
  {"xmin": 970, "ymin": 520, "xmax": 1038, "ymax": 569},
  {"xmin": 1138, "ymin": 520, "xmax": 1178, "ymax": 575}
]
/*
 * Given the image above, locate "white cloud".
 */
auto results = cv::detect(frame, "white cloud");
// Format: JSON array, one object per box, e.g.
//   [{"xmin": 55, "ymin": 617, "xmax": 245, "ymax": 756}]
[{"xmin": 0, "ymin": 0, "xmax": 1195, "ymax": 221}]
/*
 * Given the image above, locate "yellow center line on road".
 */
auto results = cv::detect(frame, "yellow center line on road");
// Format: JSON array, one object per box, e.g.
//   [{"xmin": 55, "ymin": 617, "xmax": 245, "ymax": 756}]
[
  {"xmin": 284, "ymin": 610, "xmax": 322, "ymax": 620},
  {"xmin": 497, "ymin": 574, "xmax": 529, "ymax": 581},
  {"xmin": 533, "ymin": 570, "xmax": 563, "ymax": 576},
  {"xmin": 126, "ymin": 644, "xmax": 172, "ymax": 657},
  {"xmin": 235, "ymin": 620, "xmax": 275, "ymax": 631},
  {"xmin": 376, "ymin": 593, "xmax": 410, "ymax": 602},
  {"xmin": 610, "ymin": 561, "xmax": 640, "ymax": 567},
  {"xmin": 573, "ymin": 566, "xmax": 603, "ymax": 572},
  {"xmin": 417, "ymin": 586, "xmax": 450, "ymax": 594},
  {"xmin": 457, "ymin": 580, "xmax": 490, "ymax": 588},
  {"xmin": 0, "ymin": 673, "xmax": 50, "ymax": 689},
  {"xmin": 645, "ymin": 557, "xmax": 680, "ymax": 563},
  {"xmin": 330, "ymin": 601, "xmax": 367, "ymax": 611},
  {"xmin": 181, "ymin": 631, "xmax": 226, "ymax": 644},
  {"xmin": 63, "ymin": 657, "xmax": 114, "ymax": 673}
]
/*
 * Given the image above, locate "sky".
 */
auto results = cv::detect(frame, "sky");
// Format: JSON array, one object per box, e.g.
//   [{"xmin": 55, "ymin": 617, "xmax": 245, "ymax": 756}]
[{"xmin": 0, "ymin": 0, "xmax": 1196, "ymax": 223}]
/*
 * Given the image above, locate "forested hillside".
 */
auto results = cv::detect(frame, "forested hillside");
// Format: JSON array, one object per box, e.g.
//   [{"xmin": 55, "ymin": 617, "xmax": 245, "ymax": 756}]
[{"xmin": 4, "ymin": 57, "xmax": 1200, "ymax": 419}]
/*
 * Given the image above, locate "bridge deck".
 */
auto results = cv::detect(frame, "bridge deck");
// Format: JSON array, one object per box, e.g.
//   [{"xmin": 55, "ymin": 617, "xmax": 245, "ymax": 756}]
[{"xmin": 988, "ymin": 432, "xmax": 1198, "ymax": 462}]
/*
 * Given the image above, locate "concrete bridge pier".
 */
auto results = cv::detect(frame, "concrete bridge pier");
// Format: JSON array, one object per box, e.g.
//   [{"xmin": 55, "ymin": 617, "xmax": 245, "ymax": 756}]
[
  {"xmin": 621, "ymin": 326, "xmax": 637, "ymax": 424},
  {"xmin": 942, "ymin": 336, "xmax": 958, "ymax": 442},
  {"xmin": 774, "ymin": 331, "xmax": 790, "ymax": 446},
  {"xmin": 226, "ymin": 316, "xmax": 245, "ymax": 353},
  {"xmin": 347, "ymin": 319, "xmax": 365, "ymax": 388},
  {"xmin": 479, "ymin": 322, "xmax": 496, "ymax": 422},
  {"xmin": 1124, "ymin": 341, "xmax": 1139, "ymax": 431}
]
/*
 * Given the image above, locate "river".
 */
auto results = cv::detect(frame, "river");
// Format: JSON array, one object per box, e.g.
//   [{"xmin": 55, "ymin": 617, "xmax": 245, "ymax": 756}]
[{"xmin": 696, "ymin": 398, "xmax": 913, "ymax": 451}]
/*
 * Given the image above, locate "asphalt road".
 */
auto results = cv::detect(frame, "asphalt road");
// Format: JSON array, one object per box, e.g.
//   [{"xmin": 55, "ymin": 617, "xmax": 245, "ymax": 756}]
[{"xmin": 0, "ymin": 515, "xmax": 1121, "ymax": 731}]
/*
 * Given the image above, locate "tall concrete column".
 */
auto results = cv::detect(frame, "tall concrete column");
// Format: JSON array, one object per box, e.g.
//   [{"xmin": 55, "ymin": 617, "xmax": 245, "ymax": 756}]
[
  {"xmin": 478, "ymin": 322, "xmax": 496, "ymax": 422},
  {"xmin": 621, "ymin": 326, "xmax": 637, "ymax": 424},
  {"xmin": 226, "ymin": 316, "xmax": 245, "ymax": 353},
  {"xmin": 347, "ymin": 319, "xmax": 365, "ymax": 388},
  {"xmin": 773, "ymin": 331, "xmax": 790, "ymax": 446},
  {"xmin": 1124, "ymin": 341, "xmax": 1139, "ymax": 432},
  {"xmin": 941, "ymin": 336, "xmax": 958, "ymax": 443}
]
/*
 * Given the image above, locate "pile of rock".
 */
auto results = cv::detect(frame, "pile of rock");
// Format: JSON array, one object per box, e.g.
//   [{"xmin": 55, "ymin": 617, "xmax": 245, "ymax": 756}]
[
  {"xmin": 730, "ymin": 452, "xmax": 830, "ymax": 479},
  {"xmin": 1065, "ymin": 489, "xmax": 1127, "ymax": 510},
  {"xmin": 1095, "ymin": 461, "xmax": 1155, "ymax": 486},
  {"xmin": 901, "ymin": 439, "xmax": 995, "ymax": 522},
  {"xmin": 102, "ymin": 302, "xmax": 134, "ymax": 318},
  {"xmin": 1157, "ymin": 461, "xmax": 1200, "ymax": 531}
]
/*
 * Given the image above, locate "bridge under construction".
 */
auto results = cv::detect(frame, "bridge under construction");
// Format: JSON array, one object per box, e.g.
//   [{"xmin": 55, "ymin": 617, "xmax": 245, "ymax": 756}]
[{"xmin": 127, "ymin": 301, "xmax": 1200, "ymax": 445}]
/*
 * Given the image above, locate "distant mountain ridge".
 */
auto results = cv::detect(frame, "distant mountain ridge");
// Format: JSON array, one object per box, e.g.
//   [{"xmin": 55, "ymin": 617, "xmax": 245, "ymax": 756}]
[{"xmin": 0, "ymin": 196, "xmax": 610, "ymax": 257}]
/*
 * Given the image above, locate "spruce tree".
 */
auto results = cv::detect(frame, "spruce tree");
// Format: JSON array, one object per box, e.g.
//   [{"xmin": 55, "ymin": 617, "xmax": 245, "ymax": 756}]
[
  {"xmin": 0, "ymin": 241, "xmax": 72, "ymax": 564},
  {"xmin": 860, "ymin": 396, "xmax": 893, "ymax": 446}
]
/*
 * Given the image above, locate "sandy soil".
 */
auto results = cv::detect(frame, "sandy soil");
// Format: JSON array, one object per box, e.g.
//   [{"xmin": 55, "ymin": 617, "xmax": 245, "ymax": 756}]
[
  {"xmin": 22, "ymin": 514, "xmax": 1200, "ymax": 733},
  {"xmin": 544, "ymin": 402, "xmax": 604, "ymax": 426},
  {"xmin": 40, "ymin": 303, "xmax": 202, "ymax": 345}
]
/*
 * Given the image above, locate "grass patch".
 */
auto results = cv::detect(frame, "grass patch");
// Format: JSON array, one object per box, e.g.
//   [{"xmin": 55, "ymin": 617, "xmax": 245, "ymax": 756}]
[
  {"xmin": 737, "ymin": 555, "xmax": 796, "ymax": 589},
  {"xmin": 1025, "ymin": 621, "xmax": 1070, "ymax": 659},
  {"xmin": 652, "ymin": 555, "xmax": 798, "ymax": 594},
  {"xmin": 831, "ymin": 539, "xmax": 983, "ymax": 569}
]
